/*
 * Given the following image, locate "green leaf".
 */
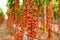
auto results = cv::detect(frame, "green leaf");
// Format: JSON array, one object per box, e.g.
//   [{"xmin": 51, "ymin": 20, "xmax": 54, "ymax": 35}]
[
  {"xmin": 53, "ymin": 1, "xmax": 59, "ymax": 12},
  {"xmin": 6, "ymin": 8, "xmax": 10, "ymax": 16},
  {"xmin": 6, "ymin": 31, "xmax": 10, "ymax": 35},
  {"xmin": 7, "ymin": 0, "xmax": 15, "ymax": 8},
  {"xmin": 0, "ymin": 8, "xmax": 4, "ymax": 16}
]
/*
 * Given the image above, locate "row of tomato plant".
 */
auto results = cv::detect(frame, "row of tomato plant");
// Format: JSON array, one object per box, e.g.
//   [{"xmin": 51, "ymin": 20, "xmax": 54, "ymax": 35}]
[{"xmin": 6, "ymin": 0, "xmax": 60, "ymax": 40}]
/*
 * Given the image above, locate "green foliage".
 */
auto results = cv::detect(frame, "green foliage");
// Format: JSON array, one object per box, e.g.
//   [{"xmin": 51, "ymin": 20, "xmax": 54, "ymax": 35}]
[
  {"xmin": 6, "ymin": 8, "xmax": 10, "ymax": 16},
  {"xmin": 53, "ymin": 0, "xmax": 59, "ymax": 12},
  {"xmin": 6, "ymin": 31, "xmax": 10, "ymax": 35},
  {"xmin": 6, "ymin": 0, "xmax": 15, "ymax": 16},
  {"xmin": 6, "ymin": 0, "xmax": 15, "ymax": 9},
  {"xmin": 20, "ymin": 3, "xmax": 24, "ymax": 11},
  {"xmin": 0, "ymin": 8, "xmax": 4, "ymax": 16},
  {"xmin": 45, "ymin": 0, "xmax": 49, "ymax": 7},
  {"xmin": 53, "ymin": 0, "xmax": 59, "ymax": 19},
  {"xmin": 37, "ymin": 0, "xmax": 49, "ymax": 7},
  {"xmin": 19, "ymin": 1, "xmax": 24, "ymax": 16}
]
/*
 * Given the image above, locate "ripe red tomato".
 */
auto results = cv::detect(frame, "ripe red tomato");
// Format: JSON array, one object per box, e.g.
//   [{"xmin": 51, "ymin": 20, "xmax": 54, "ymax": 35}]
[{"xmin": 33, "ymin": 13, "xmax": 38, "ymax": 17}]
